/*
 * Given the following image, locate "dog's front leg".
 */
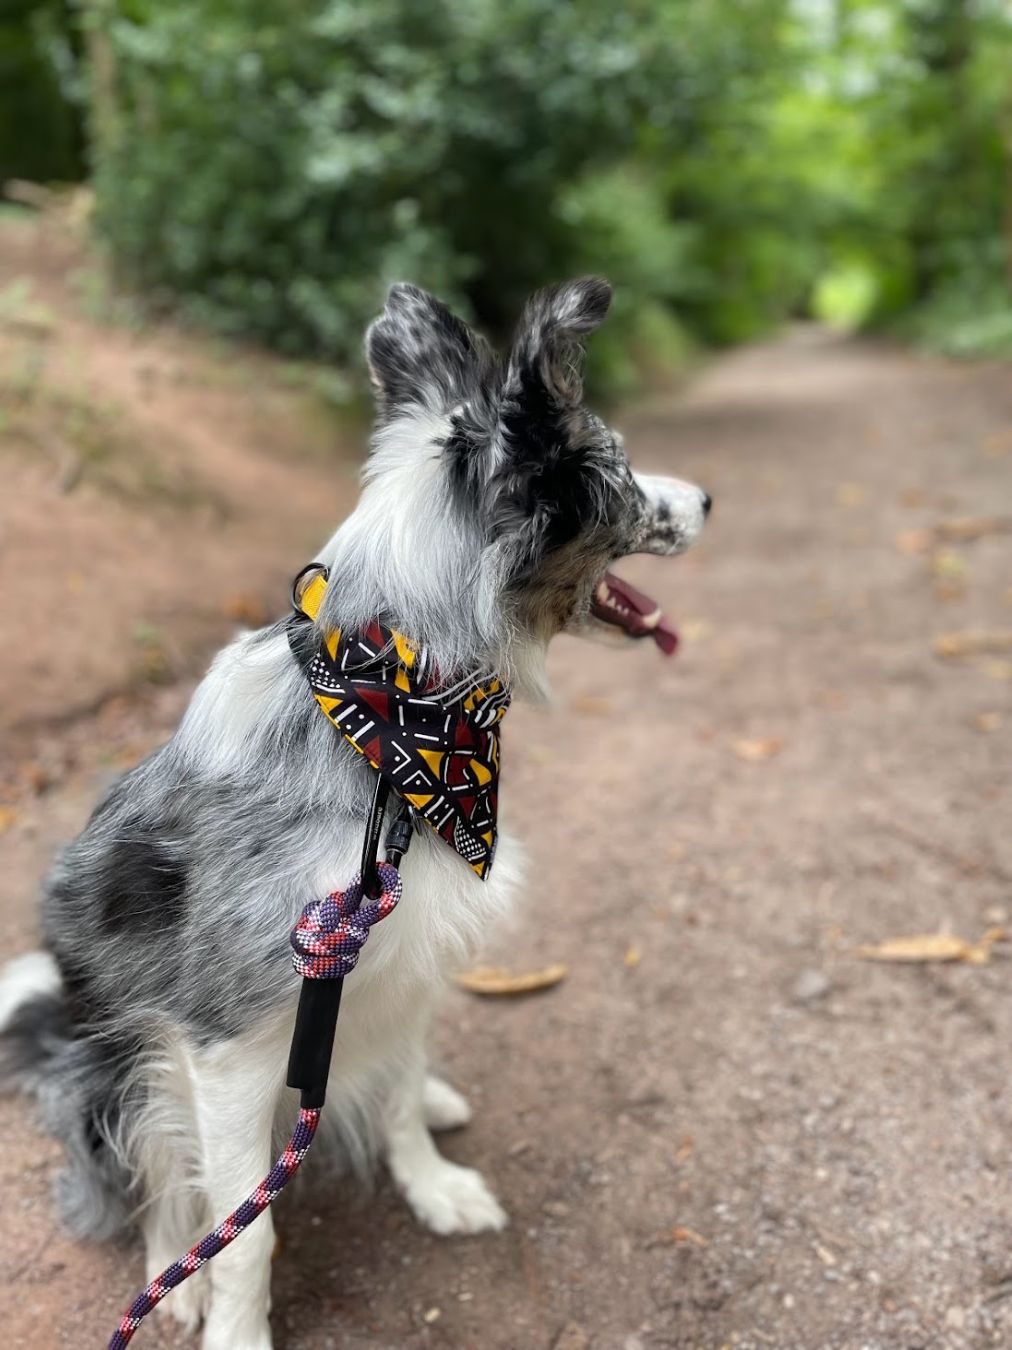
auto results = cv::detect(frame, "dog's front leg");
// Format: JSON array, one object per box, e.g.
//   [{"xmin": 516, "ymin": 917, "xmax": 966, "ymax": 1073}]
[
  {"xmin": 189, "ymin": 1033, "xmax": 286, "ymax": 1350},
  {"xmin": 382, "ymin": 1039, "xmax": 507, "ymax": 1235}
]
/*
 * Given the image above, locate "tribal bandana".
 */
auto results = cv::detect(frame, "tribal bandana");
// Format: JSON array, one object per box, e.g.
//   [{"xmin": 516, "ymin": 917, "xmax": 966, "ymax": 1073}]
[{"xmin": 290, "ymin": 570, "xmax": 510, "ymax": 879}]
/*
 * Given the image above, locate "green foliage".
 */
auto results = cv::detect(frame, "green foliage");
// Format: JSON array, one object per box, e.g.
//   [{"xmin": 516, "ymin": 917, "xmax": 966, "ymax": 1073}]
[
  {"xmin": 85, "ymin": 0, "xmax": 806, "ymax": 386},
  {"xmin": 5, "ymin": 0, "xmax": 1010, "ymax": 378},
  {"xmin": 795, "ymin": 0, "xmax": 1012, "ymax": 348},
  {"xmin": 0, "ymin": 0, "xmax": 86, "ymax": 182}
]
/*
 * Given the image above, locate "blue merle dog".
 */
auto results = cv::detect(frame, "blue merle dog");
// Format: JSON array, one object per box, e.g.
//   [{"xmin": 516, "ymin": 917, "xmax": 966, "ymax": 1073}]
[{"xmin": 0, "ymin": 277, "xmax": 709, "ymax": 1349}]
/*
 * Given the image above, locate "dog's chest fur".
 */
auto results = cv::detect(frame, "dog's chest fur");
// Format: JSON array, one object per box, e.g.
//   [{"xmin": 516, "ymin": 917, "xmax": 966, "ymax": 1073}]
[{"xmin": 43, "ymin": 624, "xmax": 520, "ymax": 1054}]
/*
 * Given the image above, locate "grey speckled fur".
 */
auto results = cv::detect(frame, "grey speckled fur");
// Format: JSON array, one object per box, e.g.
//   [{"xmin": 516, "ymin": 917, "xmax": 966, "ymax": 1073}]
[{"xmin": 0, "ymin": 277, "xmax": 709, "ymax": 1254}]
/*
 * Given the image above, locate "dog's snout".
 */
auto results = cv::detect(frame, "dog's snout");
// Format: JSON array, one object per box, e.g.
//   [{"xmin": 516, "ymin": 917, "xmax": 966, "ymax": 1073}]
[{"xmin": 701, "ymin": 491, "xmax": 712, "ymax": 517}]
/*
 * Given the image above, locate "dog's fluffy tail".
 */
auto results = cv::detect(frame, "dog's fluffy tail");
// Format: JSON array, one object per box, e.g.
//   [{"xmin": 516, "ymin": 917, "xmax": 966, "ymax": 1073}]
[
  {"xmin": 0, "ymin": 951, "xmax": 64, "ymax": 1073},
  {"xmin": 0, "ymin": 950, "xmax": 136, "ymax": 1237}
]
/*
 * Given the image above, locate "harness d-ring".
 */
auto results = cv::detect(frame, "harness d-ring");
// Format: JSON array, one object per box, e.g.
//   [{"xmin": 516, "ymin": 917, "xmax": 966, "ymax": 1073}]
[{"xmin": 290, "ymin": 560, "xmax": 329, "ymax": 612}]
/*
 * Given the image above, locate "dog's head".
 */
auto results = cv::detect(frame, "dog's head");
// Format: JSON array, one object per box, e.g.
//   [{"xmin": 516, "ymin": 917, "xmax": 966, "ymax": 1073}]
[{"xmin": 328, "ymin": 277, "xmax": 709, "ymax": 689}]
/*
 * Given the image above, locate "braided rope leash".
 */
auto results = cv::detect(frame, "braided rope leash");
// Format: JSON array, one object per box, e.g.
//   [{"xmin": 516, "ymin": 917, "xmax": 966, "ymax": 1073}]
[
  {"xmin": 291, "ymin": 862, "xmax": 402, "ymax": 979},
  {"xmin": 108, "ymin": 1107, "xmax": 320, "ymax": 1349},
  {"xmin": 107, "ymin": 861, "xmax": 402, "ymax": 1348}
]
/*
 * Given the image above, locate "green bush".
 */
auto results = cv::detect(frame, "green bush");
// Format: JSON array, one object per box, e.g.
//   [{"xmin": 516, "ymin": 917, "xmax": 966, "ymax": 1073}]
[
  {"xmin": 88, "ymin": 0, "xmax": 804, "ymax": 387},
  {"xmin": 90, "ymin": 3, "xmax": 641, "ymax": 364},
  {"xmin": 9, "ymin": 0, "xmax": 1005, "ymax": 376},
  {"xmin": 0, "ymin": 0, "xmax": 85, "ymax": 182}
]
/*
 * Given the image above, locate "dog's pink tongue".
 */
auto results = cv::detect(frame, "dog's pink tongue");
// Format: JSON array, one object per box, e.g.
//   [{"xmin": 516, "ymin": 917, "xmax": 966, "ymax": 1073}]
[
  {"xmin": 601, "ymin": 573, "xmax": 679, "ymax": 657},
  {"xmin": 653, "ymin": 616, "xmax": 679, "ymax": 656}
]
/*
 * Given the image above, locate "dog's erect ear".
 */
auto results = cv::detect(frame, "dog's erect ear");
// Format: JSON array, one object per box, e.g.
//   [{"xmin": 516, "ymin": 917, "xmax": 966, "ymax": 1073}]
[
  {"xmin": 366, "ymin": 284, "xmax": 488, "ymax": 418},
  {"xmin": 504, "ymin": 277, "xmax": 612, "ymax": 414},
  {"xmin": 487, "ymin": 279, "xmax": 613, "ymax": 577}
]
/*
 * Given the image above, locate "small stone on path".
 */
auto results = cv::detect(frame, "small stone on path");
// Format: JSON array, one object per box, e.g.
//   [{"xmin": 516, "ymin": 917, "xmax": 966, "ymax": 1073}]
[{"xmin": 792, "ymin": 968, "xmax": 831, "ymax": 1003}]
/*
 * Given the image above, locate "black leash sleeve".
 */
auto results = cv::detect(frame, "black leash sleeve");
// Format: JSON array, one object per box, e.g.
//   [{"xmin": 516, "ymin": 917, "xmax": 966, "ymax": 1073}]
[
  {"xmin": 285, "ymin": 576, "xmax": 415, "ymax": 1111},
  {"xmin": 287, "ymin": 774, "xmax": 411, "ymax": 1110},
  {"xmin": 287, "ymin": 979, "xmax": 344, "ymax": 1110}
]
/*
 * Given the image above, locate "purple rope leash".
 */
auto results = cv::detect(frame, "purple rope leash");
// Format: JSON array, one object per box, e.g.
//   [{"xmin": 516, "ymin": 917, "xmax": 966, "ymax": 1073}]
[
  {"xmin": 291, "ymin": 861, "xmax": 402, "ymax": 979},
  {"xmin": 107, "ymin": 862, "xmax": 402, "ymax": 1348},
  {"xmin": 108, "ymin": 1107, "xmax": 320, "ymax": 1348}
]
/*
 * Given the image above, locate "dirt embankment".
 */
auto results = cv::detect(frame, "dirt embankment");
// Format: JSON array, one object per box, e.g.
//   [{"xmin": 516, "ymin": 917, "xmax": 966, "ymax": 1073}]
[{"xmin": 0, "ymin": 204, "xmax": 362, "ymax": 778}]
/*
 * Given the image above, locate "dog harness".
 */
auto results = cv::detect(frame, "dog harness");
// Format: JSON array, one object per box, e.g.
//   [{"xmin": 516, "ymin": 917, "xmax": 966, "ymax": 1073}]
[{"xmin": 109, "ymin": 566, "xmax": 512, "ymax": 1347}]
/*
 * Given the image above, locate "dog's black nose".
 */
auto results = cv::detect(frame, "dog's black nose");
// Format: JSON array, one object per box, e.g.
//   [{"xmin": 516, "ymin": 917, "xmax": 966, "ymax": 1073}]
[{"xmin": 701, "ymin": 491, "xmax": 713, "ymax": 517}]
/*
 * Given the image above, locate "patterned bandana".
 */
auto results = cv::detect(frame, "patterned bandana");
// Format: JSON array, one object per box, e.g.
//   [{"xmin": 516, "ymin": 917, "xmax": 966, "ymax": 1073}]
[{"xmin": 289, "ymin": 570, "xmax": 510, "ymax": 879}]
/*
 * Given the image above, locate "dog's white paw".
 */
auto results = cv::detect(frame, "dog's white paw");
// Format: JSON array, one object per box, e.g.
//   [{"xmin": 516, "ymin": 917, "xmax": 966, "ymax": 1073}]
[
  {"xmin": 423, "ymin": 1075, "xmax": 472, "ymax": 1132},
  {"xmin": 404, "ymin": 1160, "xmax": 507, "ymax": 1235},
  {"xmin": 153, "ymin": 1271, "xmax": 208, "ymax": 1333},
  {"xmin": 202, "ymin": 1313, "xmax": 273, "ymax": 1350}
]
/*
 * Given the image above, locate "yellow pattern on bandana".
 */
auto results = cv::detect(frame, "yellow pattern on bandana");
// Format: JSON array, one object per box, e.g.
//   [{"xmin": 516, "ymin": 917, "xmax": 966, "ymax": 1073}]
[{"xmin": 291, "ymin": 568, "xmax": 509, "ymax": 878}]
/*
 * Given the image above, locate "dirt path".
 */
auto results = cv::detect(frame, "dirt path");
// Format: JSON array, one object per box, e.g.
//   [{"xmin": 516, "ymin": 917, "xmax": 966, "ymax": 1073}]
[{"xmin": 2, "ymin": 325, "xmax": 1012, "ymax": 1350}]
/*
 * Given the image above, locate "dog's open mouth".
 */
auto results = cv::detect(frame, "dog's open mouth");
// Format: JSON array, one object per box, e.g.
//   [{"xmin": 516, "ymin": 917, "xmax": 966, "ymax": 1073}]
[{"xmin": 591, "ymin": 571, "xmax": 678, "ymax": 656}]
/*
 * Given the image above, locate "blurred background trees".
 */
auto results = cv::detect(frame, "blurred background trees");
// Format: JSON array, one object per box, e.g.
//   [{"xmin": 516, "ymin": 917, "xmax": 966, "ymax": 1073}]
[{"xmin": 4, "ymin": 0, "xmax": 1011, "ymax": 389}]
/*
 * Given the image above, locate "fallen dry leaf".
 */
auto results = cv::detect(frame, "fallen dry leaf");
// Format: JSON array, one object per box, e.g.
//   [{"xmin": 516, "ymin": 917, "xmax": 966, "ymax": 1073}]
[
  {"xmin": 668, "ymin": 1226, "xmax": 709, "ymax": 1248},
  {"xmin": 835, "ymin": 482, "xmax": 866, "ymax": 507},
  {"xmin": 895, "ymin": 528, "xmax": 934, "ymax": 555},
  {"xmin": 981, "ymin": 428, "xmax": 1012, "ymax": 458},
  {"xmin": 732, "ymin": 737, "xmax": 783, "ymax": 762},
  {"xmin": 675, "ymin": 1135, "xmax": 694, "ymax": 1165},
  {"xmin": 965, "ymin": 929, "xmax": 1009, "ymax": 964},
  {"xmin": 899, "ymin": 487, "xmax": 928, "ymax": 508},
  {"xmin": 930, "ymin": 548, "xmax": 967, "ymax": 580},
  {"xmin": 818, "ymin": 688, "xmax": 848, "ymax": 709},
  {"xmin": 932, "ymin": 631, "xmax": 1012, "ymax": 660},
  {"xmin": 899, "ymin": 518, "xmax": 1012, "ymax": 556},
  {"xmin": 571, "ymin": 695, "xmax": 612, "ymax": 717},
  {"xmin": 974, "ymin": 712, "xmax": 1003, "ymax": 733},
  {"xmin": 224, "ymin": 593, "xmax": 269, "ymax": 627},
  {"xmin": 983, "ymin": 659, "xmax": 1012, "ymax": 682},
  {"xmin": 20, "ymin": 761, "xmax": 51, "ymax": 795},
  {"xmin": 552, "ymin": 1322, "xmax": 591, "ymax": 1350},
  {"xmin": 681, "ymin": 618, "xmax": 713, "ymax": 642},
  {"xmin": 112, "ymin": 746, "xmax": 144, "ymax": 769},
  {"xmin": 0, "ymin": 806, "xmax": 19, "ymax": 834},
  {"xmin": 856, "ymin": 928, "xmax": 1008, "ymax": 965},
  {"xmin": 935, "ymin": 516, "xmax": 1012, "ymax": 543},
  {"xmin": 455, "ymin": 963, "xmax": 568, "ymax": 996},
  {"xmin": 623, "ymin": 945, "xmax": 642, "ymax": 968},
  {"xmin": 933, "ymin": 580, "xmax": 966, "ymax": 603}
]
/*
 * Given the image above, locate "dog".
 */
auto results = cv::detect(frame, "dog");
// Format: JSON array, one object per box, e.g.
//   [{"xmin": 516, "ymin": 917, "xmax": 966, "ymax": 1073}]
[{"xmin": 0, "ymin": 276, "xmax": 709, "ymax": 1349}]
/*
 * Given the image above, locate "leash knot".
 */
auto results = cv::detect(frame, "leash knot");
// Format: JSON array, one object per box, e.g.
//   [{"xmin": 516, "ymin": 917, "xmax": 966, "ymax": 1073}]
[{"xmin": 290, "ymin": 861, "xmax": 402, "ymax": 979}]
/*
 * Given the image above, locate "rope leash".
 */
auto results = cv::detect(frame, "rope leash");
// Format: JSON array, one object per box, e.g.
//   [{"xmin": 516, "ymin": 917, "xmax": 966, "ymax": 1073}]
[
  {"xmin": 106, "ymin": 559, "xmax": 502, "ymax": 1345},
  {"xmin": 108, "ymin": 1107, "xmax": 321, "ymax": 1348},
  {"xmin": 107, "ymin": 781, "xmax": 410, "ymax": 1347},
  {"xmin": 291, "ymin": 862, "xmax": 402, "ymax": 980}
]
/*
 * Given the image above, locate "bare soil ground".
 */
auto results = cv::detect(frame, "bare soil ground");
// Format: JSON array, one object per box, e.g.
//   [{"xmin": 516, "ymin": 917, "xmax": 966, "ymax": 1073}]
[{"xmin": 2, "ymin": 212, "xmax": 1012, "ymax": 1350}]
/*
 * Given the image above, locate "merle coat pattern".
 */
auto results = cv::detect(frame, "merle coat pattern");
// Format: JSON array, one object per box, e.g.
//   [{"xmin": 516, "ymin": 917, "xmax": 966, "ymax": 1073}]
[{"xmin": 0, "ymin": 277, "xmax": 709, "ymax": 1350}]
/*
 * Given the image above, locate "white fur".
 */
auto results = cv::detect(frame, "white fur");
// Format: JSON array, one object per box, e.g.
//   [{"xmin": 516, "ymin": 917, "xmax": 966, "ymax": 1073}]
[
  {"xmin": 633, "ymin": 472, "xmax": 709, "ymax": 552},
  {"xmin": 0, "ymin": 279, "xmax": 711, "ymax": 1350},
  {"xmin": 0, "ymin": 951, "xmax": 61, "ymax": 1032},
  {"xmin": 127, "ymin": 824, "xmax": 522, "ymax": 1348},
  {"xmin": 422, "ymin": 1073, "xmax": 473, "ymax": 1131}
]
